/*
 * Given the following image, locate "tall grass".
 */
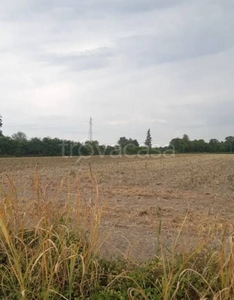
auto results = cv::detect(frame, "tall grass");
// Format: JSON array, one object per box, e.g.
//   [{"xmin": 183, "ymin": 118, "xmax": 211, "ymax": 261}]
[
  {"xmin": 0, "ymin": 167, "xmax": 234, "ymax": 299},
  {"xmin": 0, "ymin": 165, "xmax": 103, "ymax": 299}
]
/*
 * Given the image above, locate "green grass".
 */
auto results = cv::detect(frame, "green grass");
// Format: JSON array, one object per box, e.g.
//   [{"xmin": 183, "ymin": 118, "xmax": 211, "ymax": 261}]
[{"xmin": 0, "ymin": 169, "xmax": 234, "ymax": 299}]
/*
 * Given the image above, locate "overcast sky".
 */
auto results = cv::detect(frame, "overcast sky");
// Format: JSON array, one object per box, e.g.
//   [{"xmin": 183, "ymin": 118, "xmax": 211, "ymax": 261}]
[{"xmin": 0, "ymin": 0, "xmax": 233, "ymax": 146}]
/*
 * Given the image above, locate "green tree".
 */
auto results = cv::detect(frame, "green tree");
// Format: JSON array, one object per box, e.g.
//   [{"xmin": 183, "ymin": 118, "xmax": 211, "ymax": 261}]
[
  {"xmin": 145, "ymin": 129, "xmax": 152, "ymax": 149},
  {"xmin": 191, "ymin": 139, "xmax": 206, "ymax": 152},
  {"xmin": 12, "ymin": 131, "xmax": 27, "ymax": 141},
  {"xmin": 0, "ymin": 136, "xmax": 15, "ymax": 156},
  {"xmin": 118, "ymin": 137, "xmax": 129, "ymax": 149},
  {"xmin": 41, "ymin": 137, "xmax": 62, "ymax": 156},
  {"xmin": 0, "ymin": 114, "xmax": 2, "ymax": 136},
  {"xmin": 10, "ymin": 131, "xmax": 28, "ymax": 156},
  {"xmin": 129, "ymin": 139, "xmax": 139, "ymax": 147},
  {"xmin": 117, "ymin": 137, "xmax": 139, "ymax": 155},
  {"xmin": 225, "ymin": 136, "xmax": 234, "ymax": 153},
  {"xmin": 208, "ymin": 139, "xmax": 219, "ymax": 153},
  {"xmin": 84, "ymin": 140, "xmax": 100, "ymax": 155},
  {"xmin": 170, "ymin": 138, "xmax": 182, "ymax": 152},
  {"xmin": 182, "ymin": 134, "xmax": 190, "ymax": 142},
  {"xmin": 182, "ymin": 134, "xmax": 190, "ymax": 152},
  {"xmin": 28, "ymin": 138, "xmax": 43, "ymax": 156}
]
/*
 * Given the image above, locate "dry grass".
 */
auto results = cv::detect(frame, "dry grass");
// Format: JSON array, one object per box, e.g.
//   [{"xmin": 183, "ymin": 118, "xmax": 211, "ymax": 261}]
[
  {"xmin": 1, "ymin": 154, "xmax": 234, "ymax": 259},
  {"xmin": 0, "ymin": 163, "xmax": 106, "ymax": 299},
  {"xmin": 0, "ymin": 154, "xmax": 234, "ymax": 299}
]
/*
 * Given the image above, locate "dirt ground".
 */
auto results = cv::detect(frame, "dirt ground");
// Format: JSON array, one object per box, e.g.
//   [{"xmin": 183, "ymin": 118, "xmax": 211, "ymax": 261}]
[{"xmin": 1, "ymin": 154, "xmax": 234, "ymax": 260}]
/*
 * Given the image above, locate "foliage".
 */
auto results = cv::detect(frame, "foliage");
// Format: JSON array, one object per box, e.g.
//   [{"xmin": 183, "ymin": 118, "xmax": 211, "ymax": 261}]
[
  {"xmin": 0, "ymin": 114, "xmax": 2, "ymax": 136},
  {"xmin": 12, "ymin": 131, "xmax": 27, "ymax": 141},
  {"xmin": 170, "ymin": 134, "xmax": 234, "ymax": 154},
  {"xmin": 118, "ymin": 137, "xmax": 139, "ymax": 148},
  {"xmin": 145, "ymin": 129, "xmax": 152, "ymax": 149},
  {"xmin": 182, "ymin": 134, "xmax": 190, "ymax": 142},
  {"xmin": 0, "ymin": 125, "xmax": 233, "ymax": 157}
]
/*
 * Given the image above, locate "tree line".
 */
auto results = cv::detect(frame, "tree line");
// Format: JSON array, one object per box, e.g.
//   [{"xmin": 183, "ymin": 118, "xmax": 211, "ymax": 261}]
[
  {"xmin": 0, "ymin": 115, "xmax": 233, "ymax": 157},
  {"xmin": 170, "ymin": 134, "xmax": 234, "ymax": 154},
  {"xmin": 0, "ymin": 129, "xmax": 158, "ymax": 157}
]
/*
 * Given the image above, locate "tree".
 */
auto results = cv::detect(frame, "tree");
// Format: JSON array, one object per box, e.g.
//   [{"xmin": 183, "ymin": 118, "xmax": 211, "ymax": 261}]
[
  {"xmin": 208, "ymin": 139, "xmax": 219, "ymax": 153},
  {"xmin": 118, "ymin": 137, "xmax": 139, "ymax": 148},
  {"xmin": 117, "ymin": 137, "xmax": 139, "ymax": 155},
  {"xmin": 130, "ymin": 139, "xmax": 139, "ymax": 147},
  {"xmin": 145, "ymin": 129, "xmax": 152, "ymax": 149},
  {"xmin": 85, "ymin": 140, "xmax": 100, "ymax": 155},
  {"xmin": 0, "ymin": 136, "xmax": 14, "ymax": 155},
  {"xmin": 0, "ymin": 114, "xmax": 2, "ymax": 136},
  {"xmin": 225, "ymin": 136, "xmax": 234, "ymax": 153},
  {"xmin": 191, "ymin": 139, "xmax": 206, "ymax": 152},
  {"xmin": 12, "ymin": 131, "xmax": 27, "ymax": 141},
  {"xmin": 182, "ymin": 134, "xmax": 190, "ymax": 142},
  {"xmin": 182, "ymin": 134, "xmax": 190, "ymax": 152},
  {"xmin": 28, "ymin": 138, "xmax": 43, "ymax": 156},
  {"xmin": 11, "ymin": 132, "xmax": 28, "ymax": 156},
  {"xmin": 41, "ymin": 137, "xmax": 61, "ymax": 156},
  {"xmin": 118, "ymin": 137, "xmax": 129, "ymax": 149},
  {"xmin": 170, "ymin": 138, "xmax": 183, "ymax": 152}
]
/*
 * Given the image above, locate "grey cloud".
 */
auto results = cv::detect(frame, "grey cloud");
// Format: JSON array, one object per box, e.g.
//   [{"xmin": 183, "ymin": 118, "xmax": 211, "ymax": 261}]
[
  {"xmin": 74, "ymin": 0, "xmax": 185, "ymax": 15},
  {"xmin": 167, "ymin": 99, "xmax": 234, "ymax": 130},
  {"xmin": 189, "ymin": 100, "xmax": 234, "ymax": 127},
  {"xmin": 118, "ymin": 8, "xmax": 234, "ymax": 67},
  {"xmin": 1, "ymin": 0, "xmax": 234, "ymax": 145},
  {"xmin": 0, "ymin": 0, "xmax": 185, "ymax": 21},
  {"xmin": 39, "ymin": 47, "xmax": 115, "ymax": 71}
]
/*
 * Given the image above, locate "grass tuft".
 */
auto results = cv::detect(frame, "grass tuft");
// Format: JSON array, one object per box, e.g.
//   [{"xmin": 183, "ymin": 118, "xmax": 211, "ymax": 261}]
[{"xmin": 0, "ymin": 168, "xmax": 234, "ymax": 299}]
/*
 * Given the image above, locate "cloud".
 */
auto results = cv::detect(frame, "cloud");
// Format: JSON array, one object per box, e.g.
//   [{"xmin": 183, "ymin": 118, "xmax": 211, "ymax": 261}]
[
  {"xmin": 185, "ymin": 100, "xmax": 234, "ymax": 127},
  {"xmin": 0, "ymin": 0, "xmax": 234, "ymax": 145},
  {"xmin": 117, "ymin": 1, "xmax": 234, "ymax": 67},
  {"xmin": 0, "ymin": 0, "xmax": 185, "ymax": 21},
  {"xmin": 105, "ymin": 118, "xmax": 167, "ymax": 126},
  {"xmin": 39, "ymin": 47, "xmax": 115, "ymax": 71}
]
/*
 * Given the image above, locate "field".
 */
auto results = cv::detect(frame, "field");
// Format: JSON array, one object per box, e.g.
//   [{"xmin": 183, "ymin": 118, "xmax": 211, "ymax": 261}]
[{"xmin": 1, "ymin": 154, "xmax": 234, "ymax": 260}]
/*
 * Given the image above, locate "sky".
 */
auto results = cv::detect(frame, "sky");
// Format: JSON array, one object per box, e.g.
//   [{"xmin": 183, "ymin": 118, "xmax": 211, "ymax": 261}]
[{"xmin": 0, "ymin": 0, "xmax": 234, "ymax": 146}]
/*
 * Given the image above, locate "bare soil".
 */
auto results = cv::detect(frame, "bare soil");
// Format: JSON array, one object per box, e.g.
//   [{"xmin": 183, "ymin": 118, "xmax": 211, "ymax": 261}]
[{"xmin": 1, "ymin": 154, "xmax": 234, "ymax": 260}]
